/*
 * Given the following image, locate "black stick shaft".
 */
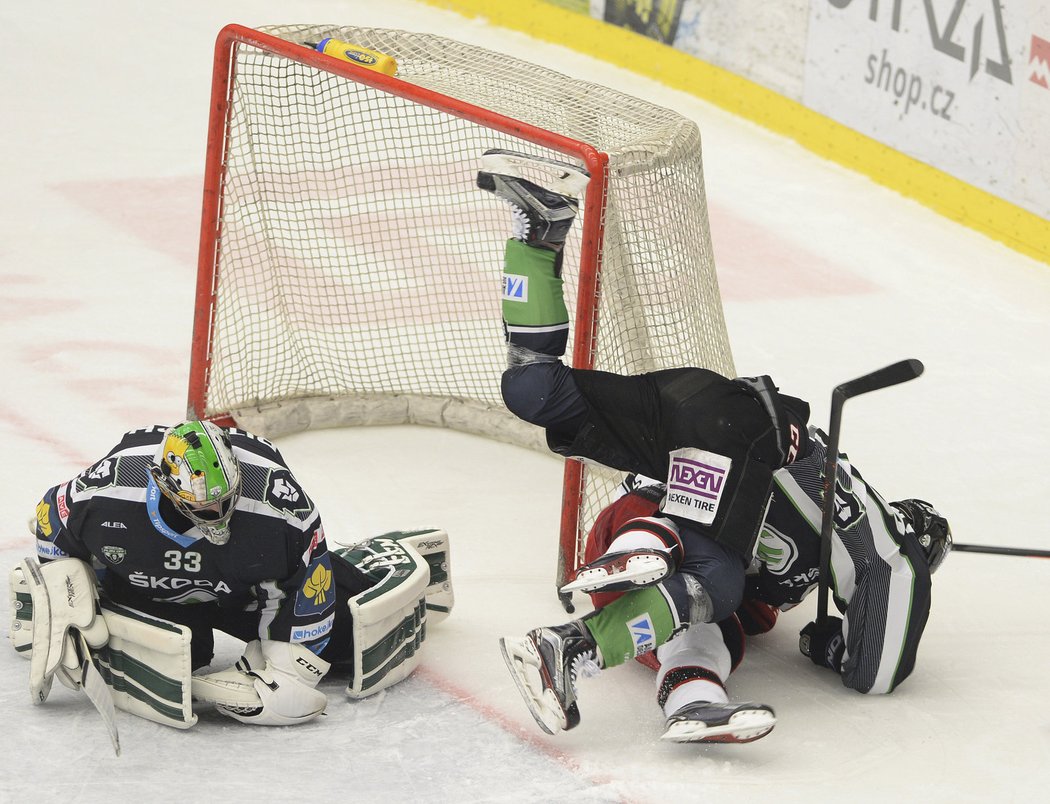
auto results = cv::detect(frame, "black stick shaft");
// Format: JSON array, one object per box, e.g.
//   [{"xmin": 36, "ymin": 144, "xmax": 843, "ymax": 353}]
[
  {"xmin": 816, "ymin": 360, "xmax": 924, "ymax": 625},
  {"xmin": 953, "ymin": 543, "xmax": 1050, "ymax": 558},
  {"xmin": 816, "ymin": 397, "xmax": 844, "ymax": 625}
]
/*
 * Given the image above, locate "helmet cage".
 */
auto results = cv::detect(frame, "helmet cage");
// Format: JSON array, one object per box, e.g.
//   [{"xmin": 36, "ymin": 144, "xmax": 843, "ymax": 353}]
[{"xmin": 150, "ymin": 421, "xmax": 241, "ymax": 542}]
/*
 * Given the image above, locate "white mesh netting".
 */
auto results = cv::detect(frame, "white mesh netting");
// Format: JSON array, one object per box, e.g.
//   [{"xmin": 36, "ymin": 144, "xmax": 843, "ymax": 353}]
[{"xmin": 198, "ymin": 25, "xmax": 735, "ymax": 566}]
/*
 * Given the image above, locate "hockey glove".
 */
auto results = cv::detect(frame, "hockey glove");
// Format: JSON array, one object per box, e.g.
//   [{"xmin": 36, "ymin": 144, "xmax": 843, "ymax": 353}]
[{"xmin": 799, "ymin": 617, "xmax": 845, "ymax": 672}]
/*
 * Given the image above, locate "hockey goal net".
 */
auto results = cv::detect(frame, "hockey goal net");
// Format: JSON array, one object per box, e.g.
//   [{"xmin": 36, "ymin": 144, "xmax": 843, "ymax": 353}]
[{"xmin": 188, "ymin": 23, "xmax": 735, "ymax": 602}]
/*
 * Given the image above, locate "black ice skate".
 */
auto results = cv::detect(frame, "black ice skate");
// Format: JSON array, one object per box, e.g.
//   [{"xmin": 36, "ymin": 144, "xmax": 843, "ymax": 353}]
[
  {"xmin": 477, "ymin": 149, "xmax": 590, "ymax": 251},
  {"xmin": 499, "ymin": 621, "xmax": 601, "ymax": 734},
  {"xmin": 661, "ymin": 701, "xmax": 776, "ymax": 744},
  {"xmin": 559, "ymin": 548, "xmax": 674, "ymax": 595}
]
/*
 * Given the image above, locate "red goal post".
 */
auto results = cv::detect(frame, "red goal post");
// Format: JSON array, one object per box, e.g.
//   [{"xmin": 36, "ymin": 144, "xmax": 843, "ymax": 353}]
[{"xmin": 186, "ymin": 24, "xmax": 734, "ymax": 606}]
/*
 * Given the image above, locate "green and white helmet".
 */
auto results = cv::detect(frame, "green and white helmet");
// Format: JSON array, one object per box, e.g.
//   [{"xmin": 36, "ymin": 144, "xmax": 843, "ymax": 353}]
[{"xmin": 150, "ymin": 420, "xmax": 242, "ymax": 545}]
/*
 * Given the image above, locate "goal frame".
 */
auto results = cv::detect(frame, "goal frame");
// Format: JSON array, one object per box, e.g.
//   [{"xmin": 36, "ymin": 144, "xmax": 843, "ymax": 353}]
[{"xmin": 187, "ymin": 24, "xmax": 609, "ymax": 595}]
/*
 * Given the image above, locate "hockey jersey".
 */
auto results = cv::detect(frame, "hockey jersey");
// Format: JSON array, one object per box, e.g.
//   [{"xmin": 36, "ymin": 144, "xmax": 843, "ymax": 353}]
[
  {"xmin": 753, "ymin": 428, "xmax": 931, "ymax": 693},
  {"xmin": 32, "ymin": 425, "xmax": 338, "ymax": 656},
  {"xmin": 592, "ymin": 427, "xmax": 932, "ymax": 694}
]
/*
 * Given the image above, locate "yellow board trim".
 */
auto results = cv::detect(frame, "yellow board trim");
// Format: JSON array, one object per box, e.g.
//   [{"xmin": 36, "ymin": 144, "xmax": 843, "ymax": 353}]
[{"xmin": 419, "ymin": 0, "xmax": 1049, "ymax": 265}]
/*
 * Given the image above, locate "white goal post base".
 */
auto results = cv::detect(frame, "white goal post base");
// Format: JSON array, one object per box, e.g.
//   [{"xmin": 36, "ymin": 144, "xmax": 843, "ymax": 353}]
[{"xmin": 230, "ymin": 395, "xmax": 547, "ymax": 454}]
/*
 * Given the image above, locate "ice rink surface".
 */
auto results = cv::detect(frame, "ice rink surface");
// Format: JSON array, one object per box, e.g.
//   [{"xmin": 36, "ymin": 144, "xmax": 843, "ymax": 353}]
[{"xmin": 2, "ymin": 2, "xmax": 1049, "ymax": 802}]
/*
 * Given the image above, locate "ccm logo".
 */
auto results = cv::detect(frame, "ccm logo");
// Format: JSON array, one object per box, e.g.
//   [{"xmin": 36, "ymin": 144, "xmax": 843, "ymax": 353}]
[{"xmin": 296, "ymin": 656, "xmax": 325, "ymax": 678}]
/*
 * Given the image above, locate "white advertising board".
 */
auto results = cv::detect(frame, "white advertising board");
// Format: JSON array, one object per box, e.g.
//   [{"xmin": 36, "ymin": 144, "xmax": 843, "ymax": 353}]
[{"xmin": 804, "ymin": 1, "xmax": 1050, "ymax": 218}]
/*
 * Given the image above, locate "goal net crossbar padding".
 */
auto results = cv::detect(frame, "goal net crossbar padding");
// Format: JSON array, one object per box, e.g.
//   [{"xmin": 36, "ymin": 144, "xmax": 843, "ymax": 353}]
[{"xmin": 187, "ymin": 23, "xmax": 735, "ymax": 591}]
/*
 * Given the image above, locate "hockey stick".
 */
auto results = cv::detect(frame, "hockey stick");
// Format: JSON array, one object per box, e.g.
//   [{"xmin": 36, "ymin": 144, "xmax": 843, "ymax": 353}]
[
  {"xmin": 952, "ymin": 543, "xmax": 1050, "ymax": 558},
  {"xmin": 70, "ymin": 632, "xmax": 121, "ymax": 756},
  {"xmin": 816, "ymin": 359, "xmax": 925, "ymax": 626}
]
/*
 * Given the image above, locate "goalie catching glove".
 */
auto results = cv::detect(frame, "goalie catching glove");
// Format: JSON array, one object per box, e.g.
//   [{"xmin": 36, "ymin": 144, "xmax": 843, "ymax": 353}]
[{"xmin": 192, "ymin": 640, "xmax": 330, "ymax": 726}]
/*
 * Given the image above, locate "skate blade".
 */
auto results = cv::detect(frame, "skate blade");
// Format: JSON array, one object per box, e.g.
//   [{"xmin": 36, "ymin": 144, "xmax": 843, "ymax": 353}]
[
  {"xmin": 660, "ymin": 709, "xmax": 776, "ymax": 744},
  {"xmin": 559, "ymin": 555, "xmax": 669, "ymax": 594},
  {"xmin": 481, "ymin": 149, "xmax": 590, "ymax": 197},
  {"xmin": 498, "ymin": 637, "xmax": 565, "ymax": 736}
]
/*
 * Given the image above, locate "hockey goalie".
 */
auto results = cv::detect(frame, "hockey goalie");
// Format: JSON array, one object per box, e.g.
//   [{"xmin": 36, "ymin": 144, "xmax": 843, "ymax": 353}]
[{"xmin": 7, "ymin": 420, "xmax": 454, "ymax": 746}]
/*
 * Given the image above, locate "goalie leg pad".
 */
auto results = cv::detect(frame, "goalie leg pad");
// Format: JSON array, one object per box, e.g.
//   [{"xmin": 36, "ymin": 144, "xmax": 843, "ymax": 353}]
[
  {"xmin": 334, "ymin": 530, "xmax": 450, "ymax": 698},
  {"xmin": 8, "ymin": 566, "xmax": 33, "ymax": 658},
  {"xmin": 97, "ymin": 602, "xmax": 197, "ymax": 729},
  {"xmin": 393, "ymin": 529, "xmax": 454, "ymax": 624}
]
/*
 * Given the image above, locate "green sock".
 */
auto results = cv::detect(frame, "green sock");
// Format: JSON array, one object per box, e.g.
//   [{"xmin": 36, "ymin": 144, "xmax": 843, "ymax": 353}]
[
  {"xmin": 582, "ymin": 587, "xmax": 677, "ymax": 668},
  {"xmin": 502, "ymin": 238, "xmax": 569, "ymax": 330}
]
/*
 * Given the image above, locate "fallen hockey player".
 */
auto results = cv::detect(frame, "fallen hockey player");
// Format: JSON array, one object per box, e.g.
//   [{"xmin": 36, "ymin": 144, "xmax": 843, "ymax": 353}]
[{"xmin": 476, "ymin": 149, "xmax": 950, "ymax": 743}]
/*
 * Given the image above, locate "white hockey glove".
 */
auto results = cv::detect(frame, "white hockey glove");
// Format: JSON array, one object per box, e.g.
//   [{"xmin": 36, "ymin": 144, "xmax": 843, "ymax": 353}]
[
  {"xmin": 192, "ymin": 639, "xmax": 330, "ymax": 726},
  {"xmin": 18, "ymin": 557, "xmax": 109, "ymax": 704}
]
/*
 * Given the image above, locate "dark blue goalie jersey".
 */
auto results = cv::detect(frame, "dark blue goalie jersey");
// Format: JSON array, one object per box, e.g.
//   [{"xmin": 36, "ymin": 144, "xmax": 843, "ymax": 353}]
[{"xmin": 32, "ymin": 425, "xmax": 339, "ymax": 657}]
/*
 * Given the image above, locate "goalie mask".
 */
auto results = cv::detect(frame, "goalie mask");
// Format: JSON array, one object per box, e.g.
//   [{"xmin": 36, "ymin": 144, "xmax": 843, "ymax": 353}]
[
  {"xmin": 892, "ymin": 498, "xmax": 952, "ymax": 573},
  {"xmin": 150, "ymin": 420, "xmax": 242, "ymax": 545}
]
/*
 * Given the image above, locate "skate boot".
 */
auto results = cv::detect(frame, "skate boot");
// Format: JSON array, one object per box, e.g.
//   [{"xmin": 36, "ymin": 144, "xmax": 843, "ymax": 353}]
[
  {"xmin": 499, "ymin": 620, "xmax": 602, "ymax": 735},
  {"xmin": 559, "ymin": 548, "xmax": 675, "ymax": 595},
  {"xmin": 661, "ymin": 701, "xmax": 776, "ymax": 744},
  {"xmin": 477, "ymin": 148, "xmax": 589, "ymax": 252}
]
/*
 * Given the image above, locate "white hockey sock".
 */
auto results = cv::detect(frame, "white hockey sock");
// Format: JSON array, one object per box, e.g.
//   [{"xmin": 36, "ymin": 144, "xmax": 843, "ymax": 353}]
[
  {"xmin": 662, "ymin": 678, "xmax": 728, "ymax": 718},
  {"xmin": 607, "ymin": 530, "xmax": 670, "ymax": 553}
]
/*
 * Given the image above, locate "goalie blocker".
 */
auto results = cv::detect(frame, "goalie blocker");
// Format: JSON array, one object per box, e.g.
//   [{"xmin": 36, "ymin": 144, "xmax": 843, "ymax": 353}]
[{"xmin": 8, "ymin": 529, "xmax": 454, "ymax": 729}]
